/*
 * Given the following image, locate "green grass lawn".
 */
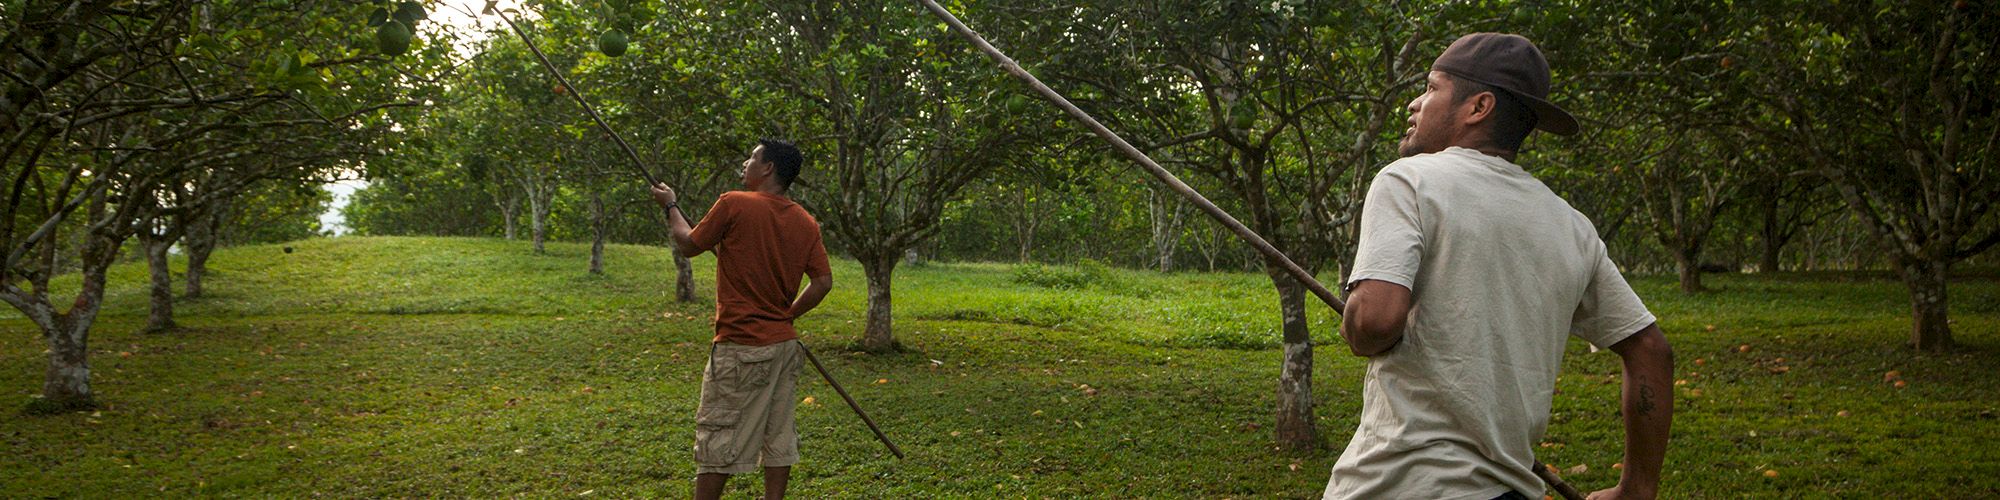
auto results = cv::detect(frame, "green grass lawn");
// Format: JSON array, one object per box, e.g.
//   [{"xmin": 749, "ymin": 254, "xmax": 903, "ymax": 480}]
[{"xmin": 4, "ymin": 236, "xmax": 1997, "ymax": 497}]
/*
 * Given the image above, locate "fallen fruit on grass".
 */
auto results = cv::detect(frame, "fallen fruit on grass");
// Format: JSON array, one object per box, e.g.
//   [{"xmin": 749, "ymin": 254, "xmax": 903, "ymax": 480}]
[
  {"xmin": 1566, "ymin": 464, "xmax": 1588, "ymax": 475},
  {"xmin": 1883, "ymin": 370, "xmax": 1901, "ymax": 382},
  {"xmin": 1737, "ymin": 344, "xmax": 1752, "ymax": 353},
  {"xmin": 1613, "ymin": 462, "xmax": 1624, "ymax": 470},
  {"xmin": 1694, "ymin": 358, "xmax": 1706, "ymax": 365},
  {"xmin": 1894, "ymin": 380, "xmax": 1907, "ymax": 388},
  {"xmin": 1837, "ymin": 410, "xmax": 1850, "ymax": 417},
  {"xmin": 801, "ymin": 396, "xmax": 816, "ymax": 406},
  {"xmin": 1764, "ymin": 469, "xmax": 1779, "ymax": 478},
  {"xmin": 1705, "ymin": 324, "xmax": 1717, "ymax": 331},
  {"xmin": 874, "ymin": 378, "xmax": 888, "ymax": 384}
]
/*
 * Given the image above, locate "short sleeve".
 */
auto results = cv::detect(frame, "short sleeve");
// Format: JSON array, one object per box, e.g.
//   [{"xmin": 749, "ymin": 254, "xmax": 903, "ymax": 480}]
[
  {"xmin": 688, "ymin": 194, "xmax": 735, "ymax": 251},
  {"xmin": 1346, "ymin": 166, "xmax": 1425, "ymax": 291},
  {"xmin": 804, "ymin": 227, "xmax": 831, "ymax": 279},
  {"xmin": 1570, "ymin": 245, "xmax": 1656, "ymax": 349}
]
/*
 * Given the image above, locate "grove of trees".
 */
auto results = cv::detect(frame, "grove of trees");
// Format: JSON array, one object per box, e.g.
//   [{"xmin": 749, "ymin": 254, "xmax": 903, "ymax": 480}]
[{"xmin": 6, "ymin": 0, "xmax": 1992, "ymax": 450}]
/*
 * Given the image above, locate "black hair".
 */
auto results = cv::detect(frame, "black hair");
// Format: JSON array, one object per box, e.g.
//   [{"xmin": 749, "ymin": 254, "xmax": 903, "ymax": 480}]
[
  {"xmin": 1448, "ymin": 75, "xmax": 1538, "ymax": 152},
  {"xmin": 757, "ymin": 138, "xmax": 804, "ymax": 189}
]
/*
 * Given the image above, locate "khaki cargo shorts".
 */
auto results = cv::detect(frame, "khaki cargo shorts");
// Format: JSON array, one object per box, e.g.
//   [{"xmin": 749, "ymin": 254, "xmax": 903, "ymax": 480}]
[{"xmin": 694, "ymin": 339, "xmax": 804, "ymax": 475}]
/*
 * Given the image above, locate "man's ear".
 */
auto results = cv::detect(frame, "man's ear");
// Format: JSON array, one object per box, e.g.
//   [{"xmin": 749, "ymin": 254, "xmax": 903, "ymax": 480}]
[{"xmin": 1462, "ymin": 91, "xmax": 1497, "ymax": 127}]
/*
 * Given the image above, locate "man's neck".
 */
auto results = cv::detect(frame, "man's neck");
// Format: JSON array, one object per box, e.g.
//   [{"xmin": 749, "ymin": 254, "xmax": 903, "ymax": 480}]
[{"xmin": 1447, "ymin": 143, "xmax": 1517, "ymax": 162}]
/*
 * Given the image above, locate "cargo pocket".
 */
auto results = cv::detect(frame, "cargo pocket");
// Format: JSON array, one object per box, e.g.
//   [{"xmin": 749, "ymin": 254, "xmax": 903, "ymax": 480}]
[{"xmin": 693, "ymin": 344, "xmax": 782, "ymax": 466}]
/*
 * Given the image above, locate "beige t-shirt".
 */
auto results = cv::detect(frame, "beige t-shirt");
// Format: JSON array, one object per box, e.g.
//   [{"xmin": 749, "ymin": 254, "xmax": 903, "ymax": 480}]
[{"xmin": 1325, "ymin": 147, "xmax": 1655, "ymax": 500}]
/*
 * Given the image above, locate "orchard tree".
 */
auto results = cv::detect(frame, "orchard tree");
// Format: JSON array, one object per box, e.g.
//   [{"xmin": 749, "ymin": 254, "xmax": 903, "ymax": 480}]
[
  {"xmin": 0, "ymin": 0, "xmax": 439, "ymax": 410},
  {"xmin": 1748, "ymin": 0, "xmax": 1999, "ymax": 350}
]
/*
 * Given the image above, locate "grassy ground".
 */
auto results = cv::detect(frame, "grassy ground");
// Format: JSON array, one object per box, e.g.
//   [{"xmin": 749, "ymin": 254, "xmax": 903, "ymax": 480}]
[{"xmin": 3, "ymin": 236, "xmax": 1996, "ymax": 497}]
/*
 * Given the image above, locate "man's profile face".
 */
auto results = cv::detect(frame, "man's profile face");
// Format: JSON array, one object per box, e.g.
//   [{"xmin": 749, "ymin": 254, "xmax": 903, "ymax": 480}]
[
  {"xmin": 1399, "ymin": 71, "xmax": 1463, "ymax": 158},
  {"xmin": 740, "ymin": 145, "xmax": 769, "ymax": 190}
]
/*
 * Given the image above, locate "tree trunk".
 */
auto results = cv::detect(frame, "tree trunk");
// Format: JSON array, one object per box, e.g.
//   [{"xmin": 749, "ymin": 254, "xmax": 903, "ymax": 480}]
[
  {"xmin": 184, "ymin": 228, "xmax": 217, "ymax": 298},
  {"xmin": 141, "ymin": 233, "xmax": 176, "ymax": 332},
  {"xmin": 530, "ymin": 189, "xmax": 550, "ymax": 254},
  {"xmin": 183, "ymin": 202, "xmax": 225, "ymax": 298},
  {"xmin": 1898, "ymin": 258, "xmax": 1954, "ymax": 351},
  {"xmin": 1673, "ymin": 245, "xmax": 1705, "ymax": 293},
  {"xmin": 588, "ymin": 194, "xmax": 606, "ymax": 275},
  {"xmin": 1758, "ymin": 237, "xmax": 1783, "ymax": 274},
  {"xmin": 860, "ymin": 253, "xmax": 898, "ymax": 352},
  {"xmin": 1269, "ymin": 269, "xmax": 1317, "ymax": 450},
  {"xmin": 673, "ymin": 251, "xmax": 697, "ymax": 302},
  {"xmin": 1149, "ymin": 187, "xmax": 1187, "ymax": 273},
  {"xmin": 1012, "ymin": 188, "xmax": 1038, "ymax": 262},
  {"xmin": 41, "ymin": 314, "xmax": 92, "ymax": 410},
  {"xmin": 36, "ymin": 233, "xmax": 117, "ymax": 411},
  {"xmin": 500, "ymin": 194, "xmax": 519, "ymax": 240},
  {"xmin": 1757, "ymin": 193, "xmax": 1784, "ymax": 273}
]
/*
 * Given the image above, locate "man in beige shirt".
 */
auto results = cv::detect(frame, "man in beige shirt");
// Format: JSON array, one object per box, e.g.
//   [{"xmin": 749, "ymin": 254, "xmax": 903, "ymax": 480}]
[{"xmin": 1328, "ymin": 33, "xmax": 1675, "ymax": 500}]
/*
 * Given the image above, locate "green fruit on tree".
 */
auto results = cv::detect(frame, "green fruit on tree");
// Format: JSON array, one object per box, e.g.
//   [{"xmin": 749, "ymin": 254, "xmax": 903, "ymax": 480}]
[
  {"xmin": 1230, "ymin": 102, "xmax": 1256, "ymax": 129},
  {"xmin": 598, "ymin": 30, "xmax": 629, "ymax": 57},
  {"xmin": 1006, "ymin": 95, "xmax": 1030, "ymax": 114},
  {"xmin": 376, "ymin": 20, "xmax": 412, "ymax": 56}
]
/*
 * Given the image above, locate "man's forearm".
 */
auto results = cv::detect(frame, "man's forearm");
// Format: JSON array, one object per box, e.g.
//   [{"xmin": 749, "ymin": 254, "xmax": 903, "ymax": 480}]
[
  {"xmin": 787, "ymin": 277, "xmax": 831, "ymax": 320},
  {"xmin": 665, "ymin": 205, "xmax": 699, "ymax": 257},
  {"xmin": 1611, "ymin": 324, "xmax": 1674, "ymax": 496}
]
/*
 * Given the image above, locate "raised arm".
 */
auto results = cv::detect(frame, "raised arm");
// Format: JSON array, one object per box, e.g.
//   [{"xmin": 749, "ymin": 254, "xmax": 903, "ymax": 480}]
[{"xmin": 650, "ymin": 183, "xmax": 702, "ymax": 258}]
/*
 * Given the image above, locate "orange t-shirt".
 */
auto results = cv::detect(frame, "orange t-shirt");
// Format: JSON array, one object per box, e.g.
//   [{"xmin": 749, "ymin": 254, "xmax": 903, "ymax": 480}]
[{"xmin": 689, "ymin": 191, "xmax": 831, "ymax": 346}]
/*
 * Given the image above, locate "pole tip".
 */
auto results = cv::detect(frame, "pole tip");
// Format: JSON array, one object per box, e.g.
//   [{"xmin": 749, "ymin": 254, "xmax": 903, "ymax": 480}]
[{"xmin": 481, "ymin": 1, "xmax": 499, "ymax": 15}]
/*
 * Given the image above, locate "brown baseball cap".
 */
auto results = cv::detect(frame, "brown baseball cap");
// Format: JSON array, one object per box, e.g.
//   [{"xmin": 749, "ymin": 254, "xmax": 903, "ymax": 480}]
[{"xmin": 1430, "ymin": 33, "xmax": 1578, "ymax": 136}]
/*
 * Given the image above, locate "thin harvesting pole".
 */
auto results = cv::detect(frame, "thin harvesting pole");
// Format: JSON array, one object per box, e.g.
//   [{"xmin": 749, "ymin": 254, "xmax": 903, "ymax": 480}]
[
  {"xmin": 802, "ymin": 343, "xmax": 906, "ymax": 459},
  {"xmin": 912, "ymin": 0, "xmax": 1346, "ymax": 313},
  {"xmin": 1534, "ymin": 462, "xmax": 1588, "ymax": 500},
  {"xmin": 484, "ymin": 2, "xmax": 657, "ymax": 186},
  {"xmin": 482, "ymin": 1, "xmax": 904, "ymax": 460}
]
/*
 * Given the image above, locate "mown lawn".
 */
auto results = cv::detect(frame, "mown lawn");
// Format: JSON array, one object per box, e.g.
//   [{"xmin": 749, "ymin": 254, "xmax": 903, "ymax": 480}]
[{"xmin": 3, "ymin": 236, "xmax": 1996, "ymax": 497}]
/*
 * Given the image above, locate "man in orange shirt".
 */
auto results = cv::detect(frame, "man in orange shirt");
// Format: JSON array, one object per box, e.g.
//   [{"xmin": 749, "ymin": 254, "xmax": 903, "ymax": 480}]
[{"xmin": 651, "ymin": 138, "xmax": 833, "ymax": 500}]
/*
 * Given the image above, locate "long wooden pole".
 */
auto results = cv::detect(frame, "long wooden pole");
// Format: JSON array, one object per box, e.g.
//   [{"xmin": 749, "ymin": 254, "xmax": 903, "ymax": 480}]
[
  {"xmin": 483, "ymin": 1, "xmax": 904, "ymax": 460},
  {"xmin": 913, "ymin": 2, "xmax": 1587, "ymax": 498},
  {"xmin": 802, "ymin": 343, "xmax": 905, "ymax": 459},
  {"xmin": 484, "ymin": 2, "xmax": 657, "ymax": 186},
  {"xmin": 912, "ymin": 0, "xmax": 1345, "ymax": 313}
]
